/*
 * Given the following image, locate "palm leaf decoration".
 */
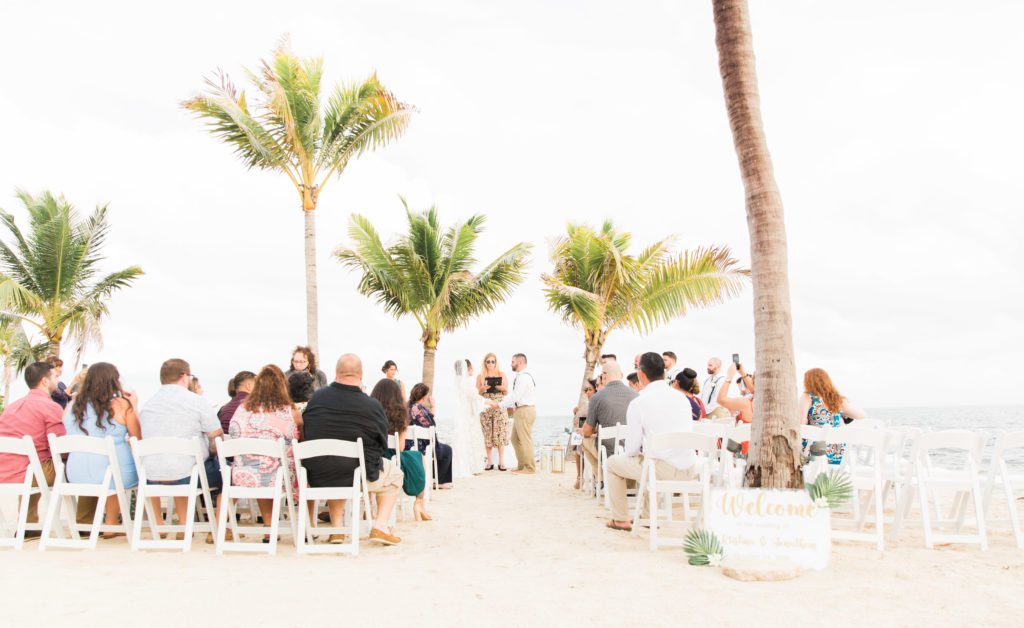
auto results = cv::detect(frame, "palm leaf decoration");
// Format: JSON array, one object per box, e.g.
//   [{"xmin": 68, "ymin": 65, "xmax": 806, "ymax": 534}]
[
  {"xmin": 182, "ymin": 35, "xmax": 415, "ymax": 358},
  {"xmin": 335, "ymin": 199, "xmax": 531, "ymax": 389},
  {"xmin": 805, "ymin": 468, "xmax": 854, "ymax": 509},
  {"xmin": 0, "ymin": 190, "xmax": 143, "ymax": 362},
  {"xmin": 543, "ymin": 221, "xmax": 749, "ymax": 427},
  {"xmin": 683, "ymin": 528, "xmax": 725, "ymax": 566}
]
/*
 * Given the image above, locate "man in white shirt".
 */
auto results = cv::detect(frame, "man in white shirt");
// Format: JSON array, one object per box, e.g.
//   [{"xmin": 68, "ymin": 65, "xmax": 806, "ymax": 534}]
[
  {"xmin": 490, "ymin": 353, "xmax": 537, "ymax": 473},
  {"xmin": 662, "ymin": 351, "xmax": 681, "ymax": 381},
  {"xmin": 605, "ymin": 352, "xmax": 696, "ymax": 531},
  {"xmin": 701, "ymin": 357, "xmax": 730, "ymax": 419}
]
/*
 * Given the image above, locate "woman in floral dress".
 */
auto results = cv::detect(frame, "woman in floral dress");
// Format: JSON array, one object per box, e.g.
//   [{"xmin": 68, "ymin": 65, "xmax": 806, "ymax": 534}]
[
  {"xmin": 476, "ymin": 352, "xmax": 509, "ymax": 471},
  {"xmin": 798, "ymin": 368, "xmax": 867, "ymax": 464},
  {"xmin": 229, "ymin": 364, "xmax": 302, "ymax": 531}
]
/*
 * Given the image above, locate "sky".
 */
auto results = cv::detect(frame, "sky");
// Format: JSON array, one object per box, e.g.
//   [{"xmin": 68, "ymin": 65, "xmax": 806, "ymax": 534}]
[{"xmin": 0, "ymin": 0, "xmax": 1021, "ymax": 415}]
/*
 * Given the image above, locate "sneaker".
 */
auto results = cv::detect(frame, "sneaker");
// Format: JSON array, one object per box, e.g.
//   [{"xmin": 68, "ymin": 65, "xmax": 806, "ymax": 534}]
[{"xmin": 368, "ymin": 527, "xmax": 401, "ymax": 545}]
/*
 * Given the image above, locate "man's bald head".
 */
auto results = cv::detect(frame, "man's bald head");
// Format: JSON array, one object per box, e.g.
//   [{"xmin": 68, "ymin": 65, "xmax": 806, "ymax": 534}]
[
  {"xmin": 603, "ymin": 362, "xmax": 623, "ymax": 381},
  {"xmin": 335, "ymin": 353, "xmax": 363, "ymax": 385}
]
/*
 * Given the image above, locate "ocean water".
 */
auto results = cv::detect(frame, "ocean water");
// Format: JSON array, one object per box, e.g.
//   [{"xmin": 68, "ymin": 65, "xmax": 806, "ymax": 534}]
[{"xmin": 435, "ymin": 405, "xmax": 1024, "ymax": 470}]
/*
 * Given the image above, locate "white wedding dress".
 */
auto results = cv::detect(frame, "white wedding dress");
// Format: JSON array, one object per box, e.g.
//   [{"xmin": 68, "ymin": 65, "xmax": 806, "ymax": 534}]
[{"xmin": 451, "ymin": 371, "xmax": 487, "ymax": 478}]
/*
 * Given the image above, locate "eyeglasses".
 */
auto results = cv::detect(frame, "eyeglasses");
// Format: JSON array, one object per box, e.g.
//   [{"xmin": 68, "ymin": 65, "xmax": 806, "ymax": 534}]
[{"xmin": 486, "ymin": 360, "xmax": 495, "ymax": 364}]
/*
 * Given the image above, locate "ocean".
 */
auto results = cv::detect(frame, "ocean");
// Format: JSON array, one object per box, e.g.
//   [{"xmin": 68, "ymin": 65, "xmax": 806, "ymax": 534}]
[{"xmin": 435, "ymin": 405, "xmax": 1024, "ymax": 471}]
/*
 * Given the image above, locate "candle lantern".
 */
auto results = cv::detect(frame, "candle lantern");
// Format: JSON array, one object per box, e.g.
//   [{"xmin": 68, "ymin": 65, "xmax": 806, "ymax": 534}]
[
  {"xmin": 551, "ymin": 442, "xmax": 565, "ymax": 473},
  {"xmin": 539, "ymin": 446, "xmax": 552, "ymax": 472}
]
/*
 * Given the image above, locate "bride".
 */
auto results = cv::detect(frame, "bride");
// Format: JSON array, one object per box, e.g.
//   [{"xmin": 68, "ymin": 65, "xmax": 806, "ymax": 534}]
[{"xmin": 451, "ymin": 359, "xmax": 487, "ymax": 478}]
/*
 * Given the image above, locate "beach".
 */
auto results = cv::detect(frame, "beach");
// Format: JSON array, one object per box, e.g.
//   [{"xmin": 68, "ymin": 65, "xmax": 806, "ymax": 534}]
[{"xmin": 2, "ymin": 470, "xmax": 1021, "ymax": 627}]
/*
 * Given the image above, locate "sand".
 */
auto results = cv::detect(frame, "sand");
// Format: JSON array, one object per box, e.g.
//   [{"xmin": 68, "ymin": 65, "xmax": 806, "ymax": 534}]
[{"xmin": 1, "ymin": 471, "xmax": 1022, "ymax": 627}]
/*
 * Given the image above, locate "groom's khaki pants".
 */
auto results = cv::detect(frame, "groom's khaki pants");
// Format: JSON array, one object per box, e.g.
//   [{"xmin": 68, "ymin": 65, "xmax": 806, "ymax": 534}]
[{"xmin": 510, "ymin": 406, "xmax": 537, "ymax": 471}]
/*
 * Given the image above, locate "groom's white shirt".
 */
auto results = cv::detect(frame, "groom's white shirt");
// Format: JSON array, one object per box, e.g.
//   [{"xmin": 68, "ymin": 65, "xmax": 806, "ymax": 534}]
[{"xmin": 499, "ymin": 370, "xmax": 536, "ymax": 409}]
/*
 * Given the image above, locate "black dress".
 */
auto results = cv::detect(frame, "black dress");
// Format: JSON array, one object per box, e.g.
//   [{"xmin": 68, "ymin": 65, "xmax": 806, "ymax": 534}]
[
  {"xmin": 408, "ymin": 403, "xmax": 453, "ymax": 485},
  {"xmin": 302, "ymin": 382, "xmax": 389, "ymax": 487}
]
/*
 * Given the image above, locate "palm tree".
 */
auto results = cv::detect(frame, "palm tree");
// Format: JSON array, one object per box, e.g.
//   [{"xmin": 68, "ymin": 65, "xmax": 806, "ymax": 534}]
[
  {"xmin": 712, "ymin": 0, "xmax": 802, "ymax": 488},
  {"xmin": 182, "ymin": 37, "xmax": 415, "ymax": 359},
  {"xmin": 542, "ymin": 221, "xmax": 749, "ymax": 428},
  {"xmin": 0, "ymin": 189, "xmax": 144, "ymax": 362},
  {"xmin": 335, "ymin": 201, "xmax": 531, "ymax": 389},
  {"xmin": 0, "ymin": 316, "xmax": 46, "ymax": 403}
]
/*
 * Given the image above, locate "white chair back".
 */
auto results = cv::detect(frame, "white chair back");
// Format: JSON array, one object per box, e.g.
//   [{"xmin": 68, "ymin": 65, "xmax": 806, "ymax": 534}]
[
  {"xmin": 984, "ymin": 431, "xmax": 1024, "ymax": 548},
  {"xmin": 0, "ymin": 435, "xmax": 51, "ymax": 549},
  {"xmin": 292, "ymin": 438, "xmax": 370, "ymax": 555}
]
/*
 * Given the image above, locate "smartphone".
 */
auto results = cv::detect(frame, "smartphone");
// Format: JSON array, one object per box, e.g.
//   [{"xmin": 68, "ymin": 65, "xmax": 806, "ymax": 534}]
[{"xmin": 732, "ymin": 353, "xmax": 740, "ymax": 366}]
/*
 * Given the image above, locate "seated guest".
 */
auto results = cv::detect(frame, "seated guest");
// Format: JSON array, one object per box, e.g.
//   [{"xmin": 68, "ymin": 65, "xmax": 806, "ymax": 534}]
[
  {"xmin": 408, "ymin": 384, "xmax": 453, "ymax": 489},
  {"xmin": 288, "ymin": 371, "xmax": 316, "ymax": 413},
  {"xmin": 64, "ymin": 362, "xmax": 141, "ymax": 536},
  {"xmin": 218, "ymin": 371, "xmax": 255, "ymax": 433},
  {"xmin": 605, "ymin": 352, "xmax": 696, "ymax": 532},
  {"xmin": 370, "ymin": 378, "xmax": 430, "ymax": 521},
  {"xmin": 46, "ymin": 357, "xmax": 71, "ymax": 409},
  {"xmin": 798, "ymin": 368, "xmax": 867, "ymax": 464},
  {"xmin": 138, "ymin": 359, "xmax": 224, "ymax": 538},
  {"xmin": 0, "ymin": 362, "xmax": 66, "ymax": 535},
  {"xmin": 302, "ymin": 353, "xmax": 404, "ymax": 545},
  {"xmin": 229, "ymin": 365, "xmax": 302, "ymax": 532},
  {"xmin": 187, "ymin": 375, "xmax": 204, "ymax": 395},
  {"xmin": 626, "ymin": 371, "xmax": 641, "ymax": 391},
  {"xmin": 285, "ymin": 345, "xmax": 328, "ymax": 390},
  {"xmin": 572, "ymin": 378, "xmax": 598, "ymax": 489},
  {"xmin": 671, "ymin": 368, "xmax": 706, "ymax": 420},
  {"xmin": 579, "ymin": 362, "xmax": 637, "ymax": 478},
  {"xmin": 662, "ymin": 351, "xmax": 680, "ymax": 381}
]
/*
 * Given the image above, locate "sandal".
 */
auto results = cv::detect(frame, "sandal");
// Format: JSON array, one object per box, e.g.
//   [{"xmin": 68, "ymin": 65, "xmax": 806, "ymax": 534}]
[
  {"xmin": 498, "ymin": 466, "xmax": 508, "ymax": 471},
  {"xmin": 606, "ymin": 521, "xmax": 631, "ymax": 532},
  {"xmin": 484, "ymin": 464, "xmax": 494, "ymax": 471}
]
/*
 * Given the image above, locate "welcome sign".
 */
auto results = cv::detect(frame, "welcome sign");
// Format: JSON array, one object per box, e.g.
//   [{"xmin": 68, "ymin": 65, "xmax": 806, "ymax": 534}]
[{"xmin": 707, "ymin": 489, "xmax": 831, "ymax": 570}]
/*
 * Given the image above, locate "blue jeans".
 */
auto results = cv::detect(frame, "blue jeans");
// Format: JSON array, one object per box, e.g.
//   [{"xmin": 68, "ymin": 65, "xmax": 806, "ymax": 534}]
[{"xmin": 148, "ymin": 457, "xmax": 222, "ymax": 495}]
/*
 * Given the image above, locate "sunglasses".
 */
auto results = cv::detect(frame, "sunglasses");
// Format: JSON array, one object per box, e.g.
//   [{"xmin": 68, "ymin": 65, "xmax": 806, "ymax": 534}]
[{"xmin": 486, "ymin": 360, "xmax": 495, "ymax": 364}]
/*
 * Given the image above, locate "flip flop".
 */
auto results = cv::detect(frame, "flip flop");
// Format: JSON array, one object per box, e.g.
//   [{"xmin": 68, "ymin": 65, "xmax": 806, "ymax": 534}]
[{"xmin": 606, "ymin": 522, "xmax": 631, "ymax": 532}]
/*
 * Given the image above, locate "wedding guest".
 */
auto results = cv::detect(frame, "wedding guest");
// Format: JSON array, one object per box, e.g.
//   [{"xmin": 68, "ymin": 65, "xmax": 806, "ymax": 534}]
[
  {"xmin": 662, "ymin": 351, "xmax": 680, "ymax": 381},
  {"xmin": 138, "ymin": 359, "xmax": 224, "ymax": 538},
  {"xmin": 605, "ymin": 352, "xmax": 696, "ymax": 532},
  {"xmin": 285, "ymin": 345, "xmax": 328, "ymax": 390},
  {"xmin": 0, "ymin": 362, "xmax": 66, "ymax": 535},
  {"xmin": 716, "ymin": 363, "xmax": 753, "ymax": 454},
  {"xmin": 601, "ymin": 354, "xmax": 617, "ymax": 366},
  {"xmin": 188, "ymin": 375, "xmax": 203, "ymax": 395},
  {"xmin": 701, "ymin": 358, "xmax": 729, "ymax": 419},
  {"xmin": 671, "ymin": 368, "xmax": 706, "ymax": 420},
  {"xmin": 302, "ymin": 354, "xmax": 403, "ymax": 545},
  {"xmin": 229, "ymin": 365, "xmax": 301, "ymax": 533},
  {"xmin": 381, "ymin": 360, "xmax": 407, "ymax": 403},
  {"xmin": 288, "ymin": 371, "xmax": 316, "ymax": 413},
  {"xmin": 46, "ymin": 357, "xmax": 71, "ymax": 409},
  {"xmin": 477, "ymin": 352, "xmax": 509, "ymax": 470},
  {"xmin": 492, "ymin": 353, "xmax": 537, "ymax": 474},
  {"xmin": 218, "ymin": 371, "xmax": 255, "ymax": 433},
  {"xmin": 371, "ymin": 378, "xmax": 429, "ymax": 520},
  {"xmin": 64, "ymin": 362, "xmax": 141, "ymax": 536},
  {"xmin": 409, "ymin": 383, "xmax": 454, "ymax": 488},
  {"xmin": 627, "ymin": 372, "xmax": 641, "ymax": 392},
  {"xmin": 580, "ymin": 362, "xmax": 637, "ymax": 480},
  {"xmin": 799, "ymin": 368, "xmax": 867, "ymax": 464},
  {"xmin": 572, "ymin": 378, "xmax": 598, "ymax": 489}
]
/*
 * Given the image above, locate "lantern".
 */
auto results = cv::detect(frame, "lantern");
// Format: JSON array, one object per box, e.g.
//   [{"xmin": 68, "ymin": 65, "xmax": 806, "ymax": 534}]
[
  {"xmin": 539, "ymin": 446, "xmax": 551, "ymax": 472},
  {"xmin": 551, "ymin": 442, "xmax": 565, "ymax": 473}
]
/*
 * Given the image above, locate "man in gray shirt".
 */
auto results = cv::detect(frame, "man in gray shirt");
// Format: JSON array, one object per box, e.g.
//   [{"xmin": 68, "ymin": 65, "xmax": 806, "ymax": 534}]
[{"xmin": 579, "ymin": 362, "xmax": 637, "ymax": 473}]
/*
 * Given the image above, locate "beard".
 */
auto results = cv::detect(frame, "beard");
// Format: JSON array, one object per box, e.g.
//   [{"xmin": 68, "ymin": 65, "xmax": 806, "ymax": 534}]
[{"xmin": 707, "ymin": 368, "xmax": 715, "ymax": 375}]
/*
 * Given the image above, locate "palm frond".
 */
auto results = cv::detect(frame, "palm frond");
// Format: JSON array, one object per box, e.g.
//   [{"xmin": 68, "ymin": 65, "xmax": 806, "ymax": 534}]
[
  {"xmin": 806, "ymin": 468, "xmax": 854, "ymax": 509},
  {"xmin": 683, "ymin": 528, "xmax": 725, "ymax": 566}
]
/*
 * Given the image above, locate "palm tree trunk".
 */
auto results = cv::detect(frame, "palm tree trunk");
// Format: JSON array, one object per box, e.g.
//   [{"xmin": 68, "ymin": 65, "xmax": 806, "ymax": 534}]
[
  {"xmin": 46, "ymin": 339, "xmax": 61, "ymax": 361},
  {"xmin": 713, "ymin": 0, "xmax": 802, "ymax": 489},
  {"xmin": 3, "ymin": 361, "xmax": 11, "ymax": 403},
  {"xmin": 303, "ymin": 208, "xmax": 320, "ymax": 360},
  {"xmin": 421, "ymin": 341, "xmax": 437, "ymax": 393}
]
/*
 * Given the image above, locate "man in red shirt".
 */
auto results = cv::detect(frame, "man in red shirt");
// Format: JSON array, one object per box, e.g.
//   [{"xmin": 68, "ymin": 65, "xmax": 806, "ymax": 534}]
[{"xmin": 0, "ymin": 362, "xmax": 66, "ymax": 533}]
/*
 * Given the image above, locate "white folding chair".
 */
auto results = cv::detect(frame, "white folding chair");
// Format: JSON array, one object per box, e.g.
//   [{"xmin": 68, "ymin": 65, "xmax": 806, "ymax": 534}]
[
  {"xmin": 824, "ymin": 427, "xmax": 889, "ymax": 550},
  {"xmin": 720, "ymin": 423, "xmax": 750, "ymax": 489},
  {"xmin": 0, "ymin": 436, "xmax": 54, "ymax": 549},
  {"xmin": 597, "ymin": 423, "xmax": 625, "ymax": 507},
  {"xmin": 694, "ymin": 423, "xmax": 729, "ymax": 487},
  {"xmin": 39, "ymin": 434, "xmax": 133, "ymax": 551},
  {"xmin": 631, "ymin": 431, "xmax": 716, "ymax": 551},
  {"xmin": 800, "ymin": 425, "xmax": 828, "ymax": 483},
  {"xmin": 984, "ymin": 431, "xmax": 1024, "ymax": 549},
  {"xmin": 848, "ymin": 418, "xmax": 886, "ymax": 430},
  {"xmin": 891, "ymin": 430, "xmax": 987, "ymax": 550},
  {"xmin": 710, "ymin": 416, "xmax": 735, "ymax": 426},
  {"xmin": 387, "ymin": 433, "xmax": 416, "ymax": 521},
  {"xmin": 293, "ymin": 438, "xmax": 371, "ymax": 556},
  {"xmin": 129, "ymin": 437, "xmax": 214, "ymax": 552},
  {"xmin": 214, "ymin": 437, "xmax": 296, "ymax": 555},
  {"xmin": 408, "ymin": 425, "xmax": 437, "ymax": 496}
]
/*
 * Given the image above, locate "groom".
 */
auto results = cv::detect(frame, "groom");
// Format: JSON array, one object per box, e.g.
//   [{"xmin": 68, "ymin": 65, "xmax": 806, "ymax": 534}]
[{"xmin": 489, "ymin": 353, "xmax": 537, "ymax": 474}]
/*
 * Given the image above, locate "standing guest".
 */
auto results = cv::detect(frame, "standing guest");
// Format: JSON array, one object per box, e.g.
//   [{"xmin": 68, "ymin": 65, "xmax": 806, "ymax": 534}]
[
  {"xmin": 491, "ymin": 353, "xmax": 537, "ymax": 474},
  {"xmin": 799, "ymin": 368, "xmax": 867, "ymax": 464},
  {"xmin": 662, "ymin": 351, "xmax": 680, "ymax": 381},
  {"xmin": 302, "ymin": 354, "xmax": 404, "ymax": 545},
  {"xmin": 64, "ymin": 362, "xmax": 141, "ymax": 536},
  {"xmin": 579, "ymin": 362, "xmax": 637, "ymax": 482},
  {"xmin": 605, "ymin": 352, "xmax": 696, "ymax": 532},
  {"xmin": 138, "ymin": 359, "xmax": 224, "ymax": 539},
  {"xmin": 188, "ymin": 375, "xmax": 203, "ymax": 396},
  {"xmin": 380, "ymin": 360, "xmax": 407, "ymax": 404},
  {"xmin": 285, "ymin": 345, "xmax": 328, "ymax": 391},
  {"xmin": 633, "ymin": 354, "xmax": 641, "ymax": 371},
  {"xmin": 409, "ymin": 383, "xmax": 454, "ymax": 488},
  {"xmin": 46, "ymin": 357, "xmax": 71, "ymax": 409},
  {"xmin": 476, "ymin": 352, "xmax": 509, "ymax": 471},
  {"xmin": 0, "ymin": 362, "xmax": 66, "ymax": 535},
  {"xmin": 218, "ymin": 371, "xmax": 256, "ymax": 433},
  {"xmin": 716, "ymin": 363, "xmax": 754, "ymax": 454},
  {"xmin": 626, "ymin": 372, "xmax": 641, "ymax": 392},
  {"xmin": 701, "ymin": 358, "xmax": 729, "ymax": 419},
  {"xmin": 229, "ymin": 365, "xmax": 302, "ymax": 532},
  {"xmin": 572, "ymin": 378, "xmax": 598, "ymax": 489},
  {"xmin": 672, "ymin": 368, "xmax": 706, "ymax": 421},
  {"xmin": 371, "ymin": 378, "xmax": 430, "ymax": 521},
  {"xmin": 288, "ymin": 371, "xmax": 316, "ymax": 413}
]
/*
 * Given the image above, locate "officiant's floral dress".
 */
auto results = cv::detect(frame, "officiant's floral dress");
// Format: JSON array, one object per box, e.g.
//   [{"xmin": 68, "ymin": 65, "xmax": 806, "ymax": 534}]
[
  {"xmin": 229, "ymin": 405, "xmax": 300, "ymax": 499},
  {"xmin": 480, "ymin": 390, "xmax": 509, "ymax": 447}
]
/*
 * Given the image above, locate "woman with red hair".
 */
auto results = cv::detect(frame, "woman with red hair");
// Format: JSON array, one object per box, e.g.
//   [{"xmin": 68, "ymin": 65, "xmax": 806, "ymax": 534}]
[{"xmin": 798, "ymin": 368, "xmax": 866, "ymax": 464}]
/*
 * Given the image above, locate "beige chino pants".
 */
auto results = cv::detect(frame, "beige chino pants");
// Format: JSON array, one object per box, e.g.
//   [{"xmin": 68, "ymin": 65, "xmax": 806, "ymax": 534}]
[
  {"xmin": 581, "ymin": 435, "xmax": 599, "ymax": 478},
  {"xmin": 510, "ymin": 406, "xmax": 537, "ymax": 471},
  {"xmin": 605, "ymin": 454, "xmax": 697, "ymax": 522},
  {"xmin": 706, "ymin": 406, "xmax": 731, "ymax": 419}
]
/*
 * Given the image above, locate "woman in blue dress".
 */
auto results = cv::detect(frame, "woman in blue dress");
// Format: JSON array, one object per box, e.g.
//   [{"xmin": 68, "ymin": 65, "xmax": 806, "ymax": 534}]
[
  {"xmin": 63, "ymin": 362, "xmax": 141, "ymax": 534},
  {"xmin": 798, "ymin": 368, "xmax": 867, "ymax": 464}
]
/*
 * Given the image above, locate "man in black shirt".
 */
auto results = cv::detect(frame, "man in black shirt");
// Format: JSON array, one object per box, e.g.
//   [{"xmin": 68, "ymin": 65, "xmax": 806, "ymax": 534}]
[{"xmin": 303, "ymin": 353, "xmax": 404, "ymax": 545}]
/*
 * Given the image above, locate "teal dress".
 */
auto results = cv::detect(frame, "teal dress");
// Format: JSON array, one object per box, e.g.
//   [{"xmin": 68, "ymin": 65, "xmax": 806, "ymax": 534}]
[
  {"xmin": 385, "ymin": 448, "xmax": 426, "ymax": 497},
  {"xmin": 63, "ymin": 402, "xmax": 139, "ymax": 489}
]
